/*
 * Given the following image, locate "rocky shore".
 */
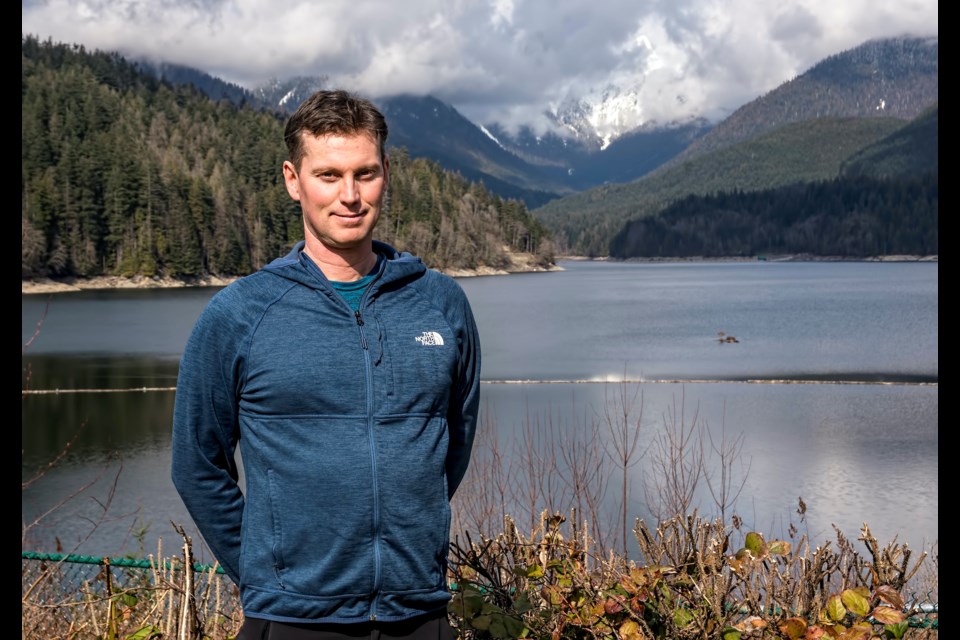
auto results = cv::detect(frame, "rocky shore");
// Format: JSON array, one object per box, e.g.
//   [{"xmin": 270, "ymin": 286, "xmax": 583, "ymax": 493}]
[{"xmin": 22, "ymin": 255, "xmax": 563, "ymax": 295}]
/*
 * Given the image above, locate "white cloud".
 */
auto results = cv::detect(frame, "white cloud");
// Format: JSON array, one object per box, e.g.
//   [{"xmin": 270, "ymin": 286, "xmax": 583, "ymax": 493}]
[{"xmin": 22, "ymin": 0, "xmax": 938, "ymax": 129}]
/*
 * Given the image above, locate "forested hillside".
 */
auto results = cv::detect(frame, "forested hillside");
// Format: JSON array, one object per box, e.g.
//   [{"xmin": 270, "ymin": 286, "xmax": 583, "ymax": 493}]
[
  {"xmin": 534, "ymin": 117, "xmax": 910, "ymax": 255},
  {"xmin": 21, "ymin": 36, "xmax": 554, "ymax": 279},
  {"xmin": 534, "ymin": 35, "xmax": 938, "ymax": 257},
  {"xmin": 668, "ymin": 36, "xmax": 938, "ymax": 168},
  {"xmin": 609, "ymin": 173, "xmax": 938, "ymax": 258},
  {"xmin": 841, "ymin": 104, "xmax": 938, "ymax": 179},
  {"xmin": 606, "ymin": 105, "xmax": 938, "ymax": 260}
]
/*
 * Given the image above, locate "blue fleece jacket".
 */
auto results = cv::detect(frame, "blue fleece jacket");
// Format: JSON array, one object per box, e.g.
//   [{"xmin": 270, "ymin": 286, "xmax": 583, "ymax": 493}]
[{"xmin": 171, "ymin": 241, "xmax": 481, "ymax": 623}]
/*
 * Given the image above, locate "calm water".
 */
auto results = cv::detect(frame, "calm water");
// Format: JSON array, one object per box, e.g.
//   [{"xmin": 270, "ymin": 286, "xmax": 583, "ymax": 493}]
[{"xmin": 21, "ymin": 260, "xmax": 938, "ymax": 562}]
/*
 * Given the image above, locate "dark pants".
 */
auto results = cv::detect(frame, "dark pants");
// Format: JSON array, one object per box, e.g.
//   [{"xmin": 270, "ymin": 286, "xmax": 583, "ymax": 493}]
[{"xmin": 237, "ymin": 610, "xmax": 454, "ymax": 640}]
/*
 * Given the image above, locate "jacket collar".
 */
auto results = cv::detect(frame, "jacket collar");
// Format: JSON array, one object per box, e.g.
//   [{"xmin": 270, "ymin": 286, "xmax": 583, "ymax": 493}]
[{"xmin": 262, "ymin": 240, "xmax": 426, "ymax": 293}]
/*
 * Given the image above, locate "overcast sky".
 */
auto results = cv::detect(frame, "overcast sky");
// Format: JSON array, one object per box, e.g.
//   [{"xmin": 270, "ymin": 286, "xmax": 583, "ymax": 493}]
[{"xmin": 22, "ymin": 0, "xmax": 937, "ymax": 133}]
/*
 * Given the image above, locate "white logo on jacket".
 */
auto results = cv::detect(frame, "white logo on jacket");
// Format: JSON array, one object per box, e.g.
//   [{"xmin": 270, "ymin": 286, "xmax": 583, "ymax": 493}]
[{"xmin": 415, "ymin": 331, "xmax": 445, "ymax": 346}]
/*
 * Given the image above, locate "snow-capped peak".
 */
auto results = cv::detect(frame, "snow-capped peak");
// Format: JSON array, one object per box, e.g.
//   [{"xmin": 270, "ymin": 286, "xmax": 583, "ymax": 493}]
[{"xmin": 549, "ymin": 84, "xmax": 648, "ymax": 149}]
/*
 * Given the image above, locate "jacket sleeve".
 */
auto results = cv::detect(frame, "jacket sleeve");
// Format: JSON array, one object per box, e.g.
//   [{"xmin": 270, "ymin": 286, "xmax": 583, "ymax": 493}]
[
  {"xmin": 170, "ymin": 292, "xmax": 246, "ymax": 585},
  {"xmin": 445, "ymin": 286, "xmax": 481, "ymax": 498}
]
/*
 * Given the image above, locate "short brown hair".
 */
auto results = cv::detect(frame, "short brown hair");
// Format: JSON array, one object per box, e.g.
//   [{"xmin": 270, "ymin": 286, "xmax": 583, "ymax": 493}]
[{"xmin": 284, "ymin": 90, "xmax": 389, "ymax": 170}]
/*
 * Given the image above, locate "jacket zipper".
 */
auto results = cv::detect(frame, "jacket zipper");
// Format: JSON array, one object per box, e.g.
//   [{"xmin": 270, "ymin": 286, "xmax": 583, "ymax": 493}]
[{"xmin": 355, "ymin": 293, "xmax": 382, "ymax": 620}]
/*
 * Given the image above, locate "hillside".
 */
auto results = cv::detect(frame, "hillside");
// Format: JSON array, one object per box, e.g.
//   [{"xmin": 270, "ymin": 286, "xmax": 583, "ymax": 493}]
[
  {"xmin": 668, "ymin": 36, "xmax": 938, "ymax": 167},
  {"xmin": 21, "ymin": 36, "xmax": 555, "ymax": 280},
  {"xmin": 533, "ymin": 35, "xmax": 938, "ymax": 256},
  {"xmin": 604, "ymin": 101, "xmax": 939, "ymax": 260},
  {"xmin": 841, "ymin": 103, "xmax": 939, "ymax": 178},
  {"xmin": 534, "ymin": 116, "xmax": 909, "ymax": 255},
  {"xmin": 609, "ymin": 173, "xmax": 938, "ymax": 259}
]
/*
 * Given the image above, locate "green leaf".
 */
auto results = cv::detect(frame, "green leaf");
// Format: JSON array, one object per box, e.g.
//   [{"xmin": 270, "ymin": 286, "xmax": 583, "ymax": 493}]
[
  {"xmin": 489, "ymin": 618, "xmax": 508, "ymax": 639},
  {"xmin": 721, "ymin": 626, "xmax": 742, "ymax": 640},
  {"xmin": 826, "ymin": 594, "xmax": 846, "ymax": 622},
  {"xmin": 841, "ymin": 588, "xmax": 870, "ymax": 617},
  {"xmin": 673, "ymin": 608, "xmax": 694, "ymax": 628},
  {"xmin": 502, "ymin": 614, "xmax": 528, "ymax": 638},
  {"xmin": 546, "ymin": 559, "xmax": 566, "ymax": 573},
  {"xmin": 124, "ymin": 626, "xmax": 161, "ymax": 640},
  {"xmin": 121, "ymin": 592, "xmax": 139, "ymax": 608},
  {"xmin": 471, "ymin": 614, "xmax": 492, "ymax": 631},
  {"xmin": 514, "ymin": 591, "xmax": 533, "ymax": 614},
  {"xmin": 525, "ymin": 565, "xmax": 544, "ymax": 579},
  {"xmin": 884, "ymin": 620, "xmax": 910, "ymax": 640},
  {"xmin": 744, "ymin": 532, "xmax": 766, "ymax": 555}
]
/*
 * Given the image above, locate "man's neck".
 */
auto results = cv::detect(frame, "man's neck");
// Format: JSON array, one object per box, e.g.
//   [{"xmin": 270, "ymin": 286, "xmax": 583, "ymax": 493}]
[{"xmin": 303, "ymin": 242, "xmax": 378, "ymax": 282}]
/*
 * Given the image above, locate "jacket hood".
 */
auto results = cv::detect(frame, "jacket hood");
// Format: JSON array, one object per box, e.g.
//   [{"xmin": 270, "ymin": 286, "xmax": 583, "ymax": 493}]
[{"xmin": 262, "ymin": 240, "xmax": 426, "ymax": 291}]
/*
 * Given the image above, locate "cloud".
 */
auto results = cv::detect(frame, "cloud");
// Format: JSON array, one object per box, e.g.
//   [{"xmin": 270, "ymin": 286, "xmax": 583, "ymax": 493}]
[{"xmin": 22, "ymin": 0, "xmax": 937, "ymax": 130}]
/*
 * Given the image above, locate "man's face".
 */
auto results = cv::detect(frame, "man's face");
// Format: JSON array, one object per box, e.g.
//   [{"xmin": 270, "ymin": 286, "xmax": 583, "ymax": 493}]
[{"xmin": 283, "ymin": 132, "xmax": 389, "ymax": 254}]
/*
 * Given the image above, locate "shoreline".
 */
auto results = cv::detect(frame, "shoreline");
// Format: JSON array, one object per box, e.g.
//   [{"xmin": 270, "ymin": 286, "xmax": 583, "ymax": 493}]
[
  {"xmin": 21, "ymin": 263, "xmax": 565, "ymax": 295},
  {"xmin": 21, "ymin": 254, "xmax": 936, "ymax": 295},
  {"xmin": 558, "ymin": 254, "xmax": 938, "ymax": 264}
]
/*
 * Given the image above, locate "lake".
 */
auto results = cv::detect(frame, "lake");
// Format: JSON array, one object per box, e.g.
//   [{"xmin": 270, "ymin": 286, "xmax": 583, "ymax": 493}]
[{"xmin": 21, "ymin": 260, "xmax": 938, "ymax": 563}]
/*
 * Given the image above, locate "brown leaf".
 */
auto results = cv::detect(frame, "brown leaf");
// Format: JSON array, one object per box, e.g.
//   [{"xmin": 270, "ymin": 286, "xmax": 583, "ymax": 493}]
[
  {"xmin": 603, "ymin": 597, "xmax": 624, "ymax": 615},
  {"xmin": 768, "ymin": 540, "xmax": 792, "ymax": 556},
  {"xmin": 804, "ymin": 626, "xmax": 826, "ymax": 639},
  {"xmin": 874, "ymin": 585, "xmax": 905, "ymax": 610},
  {"xmin": 779, "ymin": 617, "xmax": 807, "ymax": 639},
  {"xmin": 870, "ymin": 606, "xmax": 906, "ymax": 625}
]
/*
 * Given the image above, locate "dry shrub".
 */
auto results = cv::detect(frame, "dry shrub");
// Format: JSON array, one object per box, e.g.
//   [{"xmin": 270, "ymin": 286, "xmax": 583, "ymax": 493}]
[{"xmin": 448, "ymin": 510, "xmax": 936, "ymax": 640}]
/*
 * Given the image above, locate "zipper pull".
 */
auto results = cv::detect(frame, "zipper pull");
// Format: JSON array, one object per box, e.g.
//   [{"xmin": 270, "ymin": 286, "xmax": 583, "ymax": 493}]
[{"xmin": 355, "ymin": 311, "xmax": 368, "ymax": 350}]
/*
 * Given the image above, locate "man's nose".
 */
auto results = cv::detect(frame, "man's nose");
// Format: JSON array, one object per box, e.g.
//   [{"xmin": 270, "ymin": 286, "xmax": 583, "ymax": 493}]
[{"xmin": 340, "ymin": 176, "xmax": 360, "ymax": 204}]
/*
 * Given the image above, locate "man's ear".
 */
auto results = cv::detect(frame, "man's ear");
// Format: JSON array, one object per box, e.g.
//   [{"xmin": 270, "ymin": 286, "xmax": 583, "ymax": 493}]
[
  {"xmin": 282, "ymin": 160, "xmax": 301, "ymax": 202},
  {"xmin": 382, "ymin": 154, "xmax": 390, "ymax": 183}
]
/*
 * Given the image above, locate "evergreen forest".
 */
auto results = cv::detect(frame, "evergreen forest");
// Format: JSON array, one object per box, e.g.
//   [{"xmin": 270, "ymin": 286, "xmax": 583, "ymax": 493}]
[
  {"xmin": 609, "ymin": 173, "xmax": 938, "ymax": 258},
  {"xmin": 21, "ymin": 36, "xmax": 554, "ymax": 279}
]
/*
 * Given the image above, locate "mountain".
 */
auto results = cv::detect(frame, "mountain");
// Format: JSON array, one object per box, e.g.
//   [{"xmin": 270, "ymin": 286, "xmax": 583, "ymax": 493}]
[
  {"xmin": 608, "ymin": 109, "xmax": 940, "ymax": 259},
  {"xmin": 377, "ymin": 94, "xmax": 569, "ymax": 208},
  {"xmin": 534, "ymin": 35, "xmax": 939, "ymax": 256},
  {"xmin": 533, "ymin": 116, "xmax": 911, "ymax": 255},
  {"xmin": 253, "ymin": 75, "xmax": 328, "ymax": 112},
  {"xmin": 665, "ymin": 36, "xmax": 938, "ymax": 168},
  {"xmin": 232, "ymin": 82, "xmax": 708, "ymax": 208},
  {"xmin": 135, "ymin": 60, "xmax": 256, "ymax": 106},
  {"xmin": 483, "ymin": 118, "xmax": 712, "ymax": 191},
  {"xmin": 122, "ymin": 33, "xmax": 937, "ymax": 249},
  {"xmin": 840, "ymin": 103, "xmax": 938, "ymax": 179},
  {"xmin": 546, "ymin": 82, "xmax": 669, "ymax": 150},
  {"xmin": 21, "ymin": 35, "xmax": 554, "ymax": 279}
]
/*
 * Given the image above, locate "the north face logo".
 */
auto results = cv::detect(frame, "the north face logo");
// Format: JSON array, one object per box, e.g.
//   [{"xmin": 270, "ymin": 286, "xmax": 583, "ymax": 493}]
[{"xmin": 415, "ymin": 331, "xmax": 444, "ymax": 346}]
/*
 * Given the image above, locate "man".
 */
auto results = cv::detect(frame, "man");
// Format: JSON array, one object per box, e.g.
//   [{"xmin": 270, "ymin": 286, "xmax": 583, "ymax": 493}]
[{"xmin": 171, "ymin": 89, "xmax": 481, "ymax": 639}]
